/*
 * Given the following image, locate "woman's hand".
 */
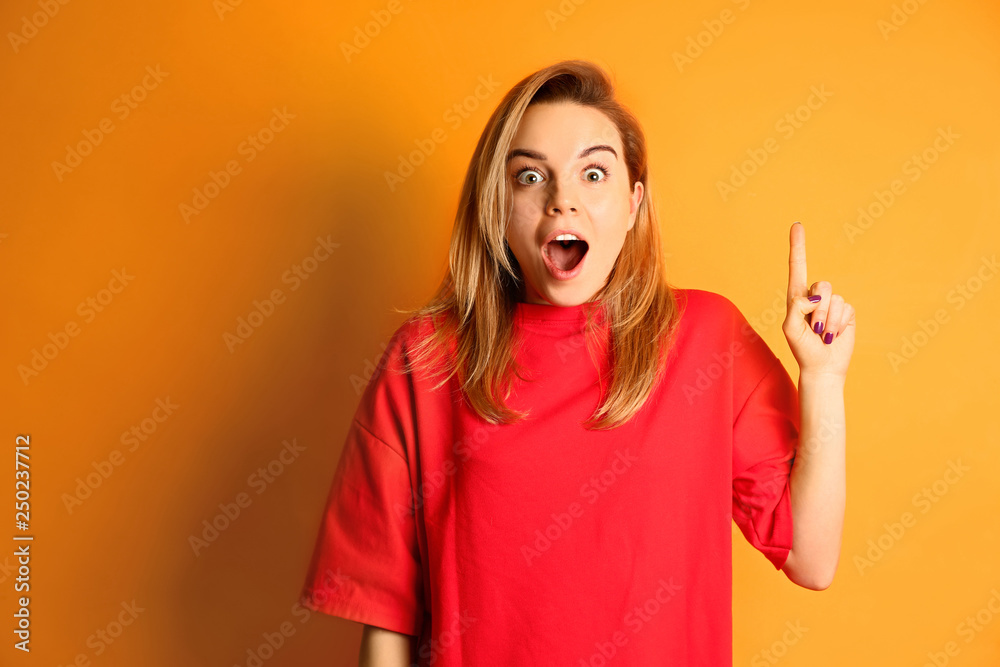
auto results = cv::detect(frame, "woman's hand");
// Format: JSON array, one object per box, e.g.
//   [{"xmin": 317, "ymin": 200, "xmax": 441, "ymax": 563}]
[{"xmin": 783, "ymin": 222, "xmax": 856, "ymax": 379}]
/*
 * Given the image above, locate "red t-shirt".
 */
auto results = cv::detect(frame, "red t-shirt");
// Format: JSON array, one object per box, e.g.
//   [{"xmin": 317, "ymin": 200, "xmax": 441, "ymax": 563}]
[{"xmin": 299, "ymin": 287, "xmax": 799, "ymax": 665}]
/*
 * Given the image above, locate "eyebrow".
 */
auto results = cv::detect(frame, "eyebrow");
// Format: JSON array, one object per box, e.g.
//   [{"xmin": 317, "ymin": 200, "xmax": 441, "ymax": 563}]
[{"xmin": 506, "ymin": 144, "xmax": 618, "ymax": 163}]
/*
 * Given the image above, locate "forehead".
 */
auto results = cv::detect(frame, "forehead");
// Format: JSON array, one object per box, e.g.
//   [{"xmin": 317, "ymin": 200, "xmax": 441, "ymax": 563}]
[{"xmin": 512, "ymin": 102, "xmax": 622, "ymax": 158}]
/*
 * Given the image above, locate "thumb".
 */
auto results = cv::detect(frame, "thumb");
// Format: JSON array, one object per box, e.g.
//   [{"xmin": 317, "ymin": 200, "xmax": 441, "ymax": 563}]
[{"xmin": 785, "ymin": 295, "xmax": 822, "ymax": 333}]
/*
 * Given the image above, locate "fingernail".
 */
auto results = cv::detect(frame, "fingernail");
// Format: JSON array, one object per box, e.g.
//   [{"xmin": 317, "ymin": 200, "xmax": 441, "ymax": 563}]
[
  {"xmin": 824, "ymin": 331, "xmax": 833, "ymax": 344},
  {"xmin": 814, "ymin": 321, "xmax": 824, "ymax": 334},
  {"xmin": 808, "ymin": 295, "xmax": 822, "ymax": 303}
]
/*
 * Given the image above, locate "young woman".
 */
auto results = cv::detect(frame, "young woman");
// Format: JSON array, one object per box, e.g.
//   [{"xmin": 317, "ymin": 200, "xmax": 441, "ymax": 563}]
[{"xmin": 299, "ymin": 59, "xmax": 854, "ymax": 666}]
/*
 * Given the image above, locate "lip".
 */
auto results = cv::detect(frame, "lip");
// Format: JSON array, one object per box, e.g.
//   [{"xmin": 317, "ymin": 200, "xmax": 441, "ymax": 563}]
[{"xmin": 540, "ymin": 228, "xmax": 589, "ymax": 281}]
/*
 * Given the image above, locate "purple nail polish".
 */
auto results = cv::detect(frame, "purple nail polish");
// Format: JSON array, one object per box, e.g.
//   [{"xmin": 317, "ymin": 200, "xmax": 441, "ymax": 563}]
[
  {"xmin": 808, "ymin": 295, "xmax": 822, "ymax": 303},
  {"xmin": 814, "ymin": 321, "xmax": 824, "ymax": 335},
  {"xmin": 824, "ymin": 331, "xmax": 833, "ymax": 344}
]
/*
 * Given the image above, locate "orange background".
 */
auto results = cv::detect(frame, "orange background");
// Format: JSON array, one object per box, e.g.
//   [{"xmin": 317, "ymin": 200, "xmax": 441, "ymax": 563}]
[{"xmin": 3, "ymin": 0, "xmax": 999, "ymax": 664}]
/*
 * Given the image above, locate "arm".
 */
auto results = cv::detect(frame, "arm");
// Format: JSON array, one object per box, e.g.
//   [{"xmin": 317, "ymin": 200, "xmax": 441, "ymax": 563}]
[
  {"xmin": 359, "ymin": 624, "xmax": 417, "ymax": 667},
  {"xmin": 780, "ymin": 221, "xmax": 854, "ymax": 591},
  {"xmin": 781, "ymin": 372, "xmax": 845, "ymax": 590}
]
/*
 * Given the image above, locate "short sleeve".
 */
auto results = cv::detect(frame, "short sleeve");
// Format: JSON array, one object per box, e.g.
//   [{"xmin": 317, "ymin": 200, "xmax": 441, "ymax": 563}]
[
  {"xmin": 299, "ymin": 417, "xmax": 425, "ymax": 635},
  {"xmin": 730, "ymin": 317, "xmax": 799, "ymax": 571}
]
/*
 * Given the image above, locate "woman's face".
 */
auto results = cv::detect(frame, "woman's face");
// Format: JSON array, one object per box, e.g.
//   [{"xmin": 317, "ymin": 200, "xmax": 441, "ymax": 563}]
[{"xmin": 504, "ymin": 101, "xmax": 643, "ymax": 306}]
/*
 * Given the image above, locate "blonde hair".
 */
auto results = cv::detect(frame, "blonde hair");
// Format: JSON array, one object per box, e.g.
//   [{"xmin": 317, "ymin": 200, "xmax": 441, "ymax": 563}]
[{"xmin": 396, "ymin": 59, "xmax": 685, "ymax": 430}]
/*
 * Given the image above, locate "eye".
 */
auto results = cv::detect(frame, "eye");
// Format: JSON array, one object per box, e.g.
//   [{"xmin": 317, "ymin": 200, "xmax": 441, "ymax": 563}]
[
  {"xmin": 584, "ymin": 163, "xmax": 610, "ymax": 183},
  {"xmin": 515, "ymin": 167, "xmax": 544, "ymax": 185}
]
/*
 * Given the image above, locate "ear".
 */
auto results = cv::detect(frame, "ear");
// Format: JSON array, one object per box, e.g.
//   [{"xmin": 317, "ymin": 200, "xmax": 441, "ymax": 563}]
[{"xmin": 627, "ymin": 181, "xmax": 644, "ymax": 231}]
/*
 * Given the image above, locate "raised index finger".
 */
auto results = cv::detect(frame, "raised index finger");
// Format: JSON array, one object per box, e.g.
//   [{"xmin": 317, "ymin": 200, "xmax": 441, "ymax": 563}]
[{"xmin": 788, "ymin": 221, "xmax": 808, "ymax": 301}]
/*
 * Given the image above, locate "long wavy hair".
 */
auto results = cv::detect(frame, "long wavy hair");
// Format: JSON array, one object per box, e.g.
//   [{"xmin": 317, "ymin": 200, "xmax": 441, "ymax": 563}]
[{"xmin": 395, "ymin": 59, "xmax": 685, "ymax": 430}]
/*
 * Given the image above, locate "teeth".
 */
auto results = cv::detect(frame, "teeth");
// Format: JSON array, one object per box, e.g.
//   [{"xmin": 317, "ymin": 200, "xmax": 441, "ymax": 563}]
[{"xmin": 553, "ymin": 233, "xmax": 581, "ymax": 242}]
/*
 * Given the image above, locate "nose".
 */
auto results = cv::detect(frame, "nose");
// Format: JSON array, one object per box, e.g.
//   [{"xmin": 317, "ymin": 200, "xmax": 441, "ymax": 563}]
[{"xmin": 545, "ymin": 171, "xmax": 578, "ymax": 216}]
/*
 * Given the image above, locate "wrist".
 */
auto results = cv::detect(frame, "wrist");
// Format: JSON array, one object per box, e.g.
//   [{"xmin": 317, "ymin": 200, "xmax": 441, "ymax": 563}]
[{"xmin": 798, "ymin": 370, "xmax": 846, "ymax": 386}]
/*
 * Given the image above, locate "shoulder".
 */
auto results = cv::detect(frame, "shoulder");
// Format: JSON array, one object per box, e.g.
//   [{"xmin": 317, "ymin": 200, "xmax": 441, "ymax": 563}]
[
  {"xmin": 673, "ymin": 288, "xmax": 771, "ymax": 361},
  {"xmin": 351, "ymin": 312, "xmax": 453, "ymax": 449},
  {"xmin": 396, "ymin": 311, "xmax": 453, "ymax": 356},
  {"xmin": 368, "ymin": 311, "xmax": 454, "ymax": 385},
  {"xmin": 674, "ymin": 287, "xmax": 743, "ymax": 326}
]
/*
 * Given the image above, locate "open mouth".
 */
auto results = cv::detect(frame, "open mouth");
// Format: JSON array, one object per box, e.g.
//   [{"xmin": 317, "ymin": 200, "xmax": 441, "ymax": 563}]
[{"xmin": 544, "ymin": 235, "xmax": 590, "ymax": 272}]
